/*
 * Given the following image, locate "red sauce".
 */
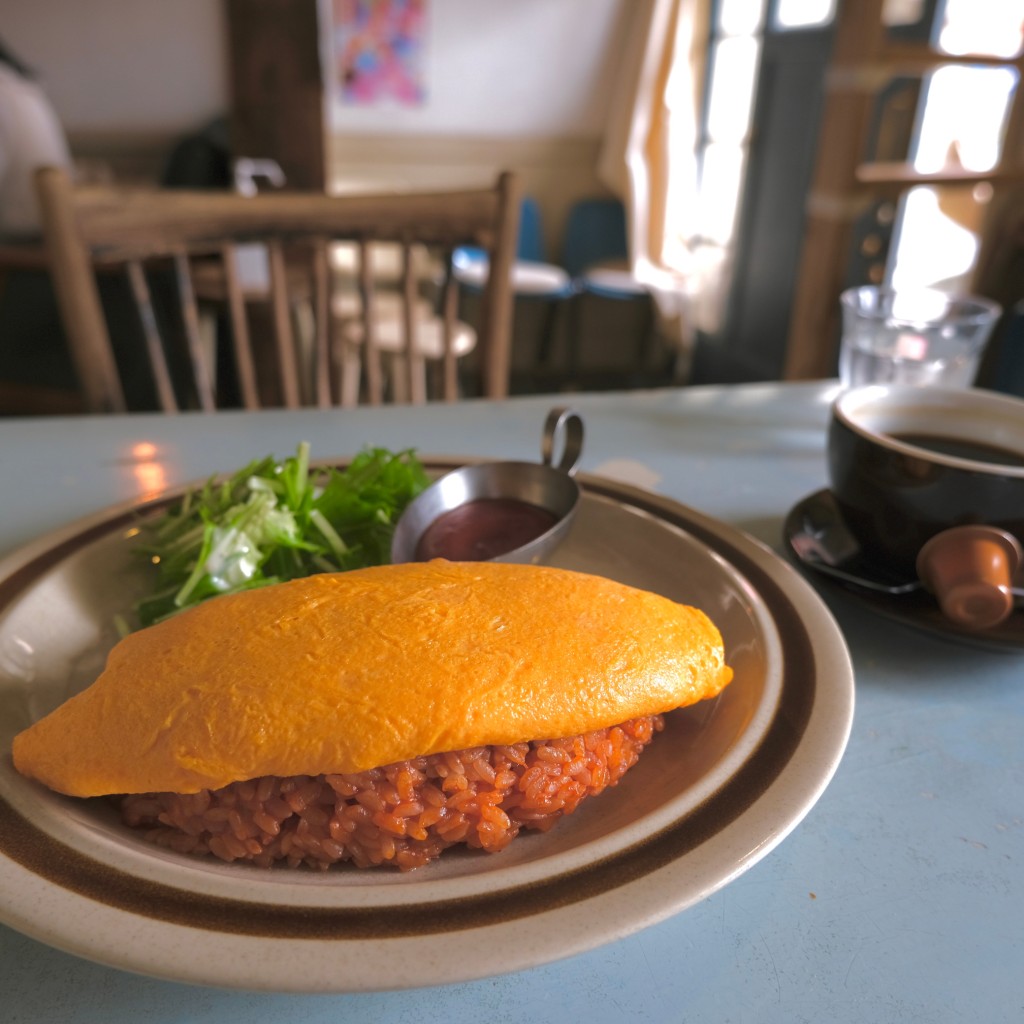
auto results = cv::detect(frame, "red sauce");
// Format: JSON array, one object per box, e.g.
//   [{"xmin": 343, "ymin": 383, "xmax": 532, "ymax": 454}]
[{"xmin": 415, "ymin": 498, "xmax": 559, "ymax": 562}]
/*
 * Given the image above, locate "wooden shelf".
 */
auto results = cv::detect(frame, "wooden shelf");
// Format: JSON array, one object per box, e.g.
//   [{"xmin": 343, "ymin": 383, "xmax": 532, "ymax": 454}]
[
  {"xmin": 870, "ymin": 45, "xmax": 1024, "ymax": 71},
  {"xmin": 856, "ymin": 162, "xmax": 1024, "ymax": 188}
]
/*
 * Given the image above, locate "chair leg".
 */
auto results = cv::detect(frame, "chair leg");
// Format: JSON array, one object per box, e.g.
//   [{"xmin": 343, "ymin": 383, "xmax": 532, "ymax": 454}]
[
  {"xmin": 388, "ymin": 354, "xmax": 404, "ymax": 403},
  {"xmin": 537, "ymin": 299, "xmax": 561, "ymax": 366},
  {"xmin": 340, "ymin": 344, "xmax": 362, "ymax": 407},
  {"xmin": 567, "ymin": 294, "xmax": 584, "ymax": 383},
  {"xmin": 414, "ymin": 358, "xmax": 428, "ymax": 403},
  {"xmin": 430, "ymin": 358, "xmax": 448, "ymax": 401},
  {"xmin": 638, "ymin": 295, "xmax": 657, "ymax": 371},
  {"xmin": 289, "ymin": 299, "xmax": 315, "ymax": 405},
  {"xmin": 385, "ymin": 352, "xmax": 429, "ymax": 405}
]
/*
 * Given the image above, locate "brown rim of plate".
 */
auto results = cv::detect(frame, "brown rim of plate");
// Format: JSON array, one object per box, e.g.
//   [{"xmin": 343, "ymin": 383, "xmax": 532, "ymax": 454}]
[{"xmin": 0, "ymin": 468, "xmax": 817, "ymax": 941}]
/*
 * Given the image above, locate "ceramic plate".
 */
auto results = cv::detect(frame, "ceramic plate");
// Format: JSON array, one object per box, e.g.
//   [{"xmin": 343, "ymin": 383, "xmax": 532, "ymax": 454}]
[{"xmin": 0, "ymin": 465, "xmax": 854, "ymax": 992}]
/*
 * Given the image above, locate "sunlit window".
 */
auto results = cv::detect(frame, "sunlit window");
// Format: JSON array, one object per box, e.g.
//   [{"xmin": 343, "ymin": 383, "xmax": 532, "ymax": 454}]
[
  {"xmin": 672, "ymin": 0, "xmax": 1023, "ymax": 333},
  {"xmin": 718, "ymin": 0, "xmax": 764, "ymax": 36},
  {"xmin": 664, "ymin": 0, "xmax": 766, "ymax": 324},
  {"xmin": 705, "ymin": 37, "xmax": 761, "ymax": 142},
  {"xmin": 774, "ymin": 0, "xmax": 836, "ymax": 31},
  {"xmin": 912, "ymin": 66, "xmax": 1016, "ymax": 175},
  {"xmin": 698, "ymin": 143, "xmax": 748, "ymax": 245},
  {"xmin": 937, "ymin": 0, "xmax": 1024, "ymax": 58}
]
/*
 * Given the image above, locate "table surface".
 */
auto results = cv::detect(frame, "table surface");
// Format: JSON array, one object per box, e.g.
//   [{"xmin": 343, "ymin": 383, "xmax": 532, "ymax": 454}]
[{"xmin": 0, "ymin": 381, "xmax": 1020, "ymax": 1023}]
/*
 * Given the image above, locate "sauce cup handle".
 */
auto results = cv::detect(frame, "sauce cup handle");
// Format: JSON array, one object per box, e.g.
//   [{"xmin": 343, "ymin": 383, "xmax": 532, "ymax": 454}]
[{"xmin": 541, "ymin": 408, "xmax": 584, "ymax": 475}]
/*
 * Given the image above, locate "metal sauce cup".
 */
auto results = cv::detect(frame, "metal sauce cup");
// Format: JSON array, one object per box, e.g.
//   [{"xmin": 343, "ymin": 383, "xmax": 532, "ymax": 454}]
[{"xmin": 390, "ymin": 407, "xmax": 583, "ymax": 565}]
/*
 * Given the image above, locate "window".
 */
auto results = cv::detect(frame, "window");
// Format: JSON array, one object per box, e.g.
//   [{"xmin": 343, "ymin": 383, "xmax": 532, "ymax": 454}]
[
  {"xmin": 889, "ymin": 0, "xmax": 1024, "ymax": 291},
  {"xmin": 689, "ymin": 0, "xmax": 1022, "ymax": 339},
  {"xmin": 669, "ymin": 0, "xmax": 766, "ymax": 329}
]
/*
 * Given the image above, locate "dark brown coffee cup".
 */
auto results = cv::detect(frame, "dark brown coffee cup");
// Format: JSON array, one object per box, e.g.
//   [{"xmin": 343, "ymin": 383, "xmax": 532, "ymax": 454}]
[{"xmin": 828, "ymin": 385, "xmax": 1024, "ymax": 578}]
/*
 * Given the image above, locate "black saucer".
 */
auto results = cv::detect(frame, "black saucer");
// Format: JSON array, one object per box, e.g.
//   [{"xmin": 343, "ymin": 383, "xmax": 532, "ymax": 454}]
[{"xmin": 783, "ymin": 489, "xmax": 1024, "ymax": 652}]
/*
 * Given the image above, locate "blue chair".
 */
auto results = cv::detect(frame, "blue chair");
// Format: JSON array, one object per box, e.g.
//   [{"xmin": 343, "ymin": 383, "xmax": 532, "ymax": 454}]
[
  {"xmin": 452, "ymin": 196, "xmax": 573, "ymax": 300},
  {"xmin": 453, "ymin": 197, "xmax": 573, "ymax": 387},
  {"xmin": 563, "ymin": 199, "xmax": 633, "ymax": 280},
  {"xmin": 551, "ymin": 198, "xmax": 654, "ymax": 375},
  {"xmin": 516, "ymin": 195, "xmax": 549, "ymax": 264}
]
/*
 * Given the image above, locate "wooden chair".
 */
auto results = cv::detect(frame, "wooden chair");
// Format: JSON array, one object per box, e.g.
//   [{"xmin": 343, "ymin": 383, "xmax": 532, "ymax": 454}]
[{"xmin": 33, "ymin": 166, "xmax": 520, "ymax": 412}]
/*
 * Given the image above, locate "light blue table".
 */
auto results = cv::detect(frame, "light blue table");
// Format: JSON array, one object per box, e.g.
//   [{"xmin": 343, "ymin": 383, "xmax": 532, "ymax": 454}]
[{"xmin": 1, "ymin": 382, "xmax": 1020, "ymax": 1022}]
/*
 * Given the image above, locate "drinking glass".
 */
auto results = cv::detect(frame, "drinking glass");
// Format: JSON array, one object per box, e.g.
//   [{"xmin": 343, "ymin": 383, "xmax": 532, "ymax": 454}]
[{"xmin": 838, "ymin": 286, "xmax": 1001, "ymax": 389}]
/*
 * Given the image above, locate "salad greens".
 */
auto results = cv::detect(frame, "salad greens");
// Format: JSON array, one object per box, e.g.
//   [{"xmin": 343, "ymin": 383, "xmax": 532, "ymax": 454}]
[{"xmin": 132, "ymin": 443, "xmax": 430, "ymax": 629}]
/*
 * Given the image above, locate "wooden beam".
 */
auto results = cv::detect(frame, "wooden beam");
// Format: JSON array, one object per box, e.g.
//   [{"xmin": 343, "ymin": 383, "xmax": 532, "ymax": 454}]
[
  {"xmin": 783, "ymin": 0, "xmax": 888, "ymax": 380},
  {"xmin": 857, "ymin": 162, "xmax": 1024, "ymax": 188},
  {"xmin": 225, "ymin": 0, "xmax": 327, "ymax": 191}
]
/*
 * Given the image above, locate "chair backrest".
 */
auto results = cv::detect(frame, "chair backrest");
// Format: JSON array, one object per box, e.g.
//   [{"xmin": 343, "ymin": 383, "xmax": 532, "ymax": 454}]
[
  {"xmin": 34, "ymin": 167, "xmax": 520, "ymax": 412},
  {"xmin": 453, "ymin": 195, "xmax": 548, "ymax": 269},
  {"xmin": 516, "ymin": 197, "xmax": 547, "ymax": 262},
  {"xmin": 562, "ymin": 198, "xmax": 629, "ymax": 278}
]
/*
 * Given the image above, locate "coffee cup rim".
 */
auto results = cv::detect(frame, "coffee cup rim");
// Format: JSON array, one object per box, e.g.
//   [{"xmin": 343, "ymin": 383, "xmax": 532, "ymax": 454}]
[{"xmin": 832, "ymin": 384, "xmax": 1024, "ymax": 479}]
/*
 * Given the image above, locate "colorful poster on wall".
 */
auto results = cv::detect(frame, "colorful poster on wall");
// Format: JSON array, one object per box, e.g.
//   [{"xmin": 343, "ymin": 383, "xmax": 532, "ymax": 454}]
[{"xmin": 333, "ymin": 0, "xmax": 428, "ymax": 107}]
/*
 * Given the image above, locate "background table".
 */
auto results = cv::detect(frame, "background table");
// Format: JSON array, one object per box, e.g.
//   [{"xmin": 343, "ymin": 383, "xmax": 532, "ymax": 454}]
[{"xmin": 1, "ymin": 381, "xmax": 1020, "ymax": 1023}]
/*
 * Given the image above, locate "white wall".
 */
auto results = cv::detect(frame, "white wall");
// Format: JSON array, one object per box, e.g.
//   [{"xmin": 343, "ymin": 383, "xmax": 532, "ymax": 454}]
[
  {"xmin": 1, "ymin": 0, "xmax": 228, "ymax": 135},
  {"xmin": 327, "ymin": 0, "xmax": 628, "ymax": 138},
  {"xmin": 2, "ymin": 0, "xmax": 627, "ymax": 256},
  {"xmin": 1, "ymin": 0, "xmax": 644, "ymax": 382},
  {"xmin": 3, "ymin": 0, "xmax": 628, "ymax": 141},
  {"xmin": 2, "ymin": 0, "xmax": 622, "ymax": 243}
]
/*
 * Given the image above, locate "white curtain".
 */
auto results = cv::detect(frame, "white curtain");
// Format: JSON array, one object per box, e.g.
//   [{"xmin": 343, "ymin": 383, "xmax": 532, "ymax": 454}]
[{"xmin": 597, "ymin": 0, "xmax": 714, "ymax": 377}]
